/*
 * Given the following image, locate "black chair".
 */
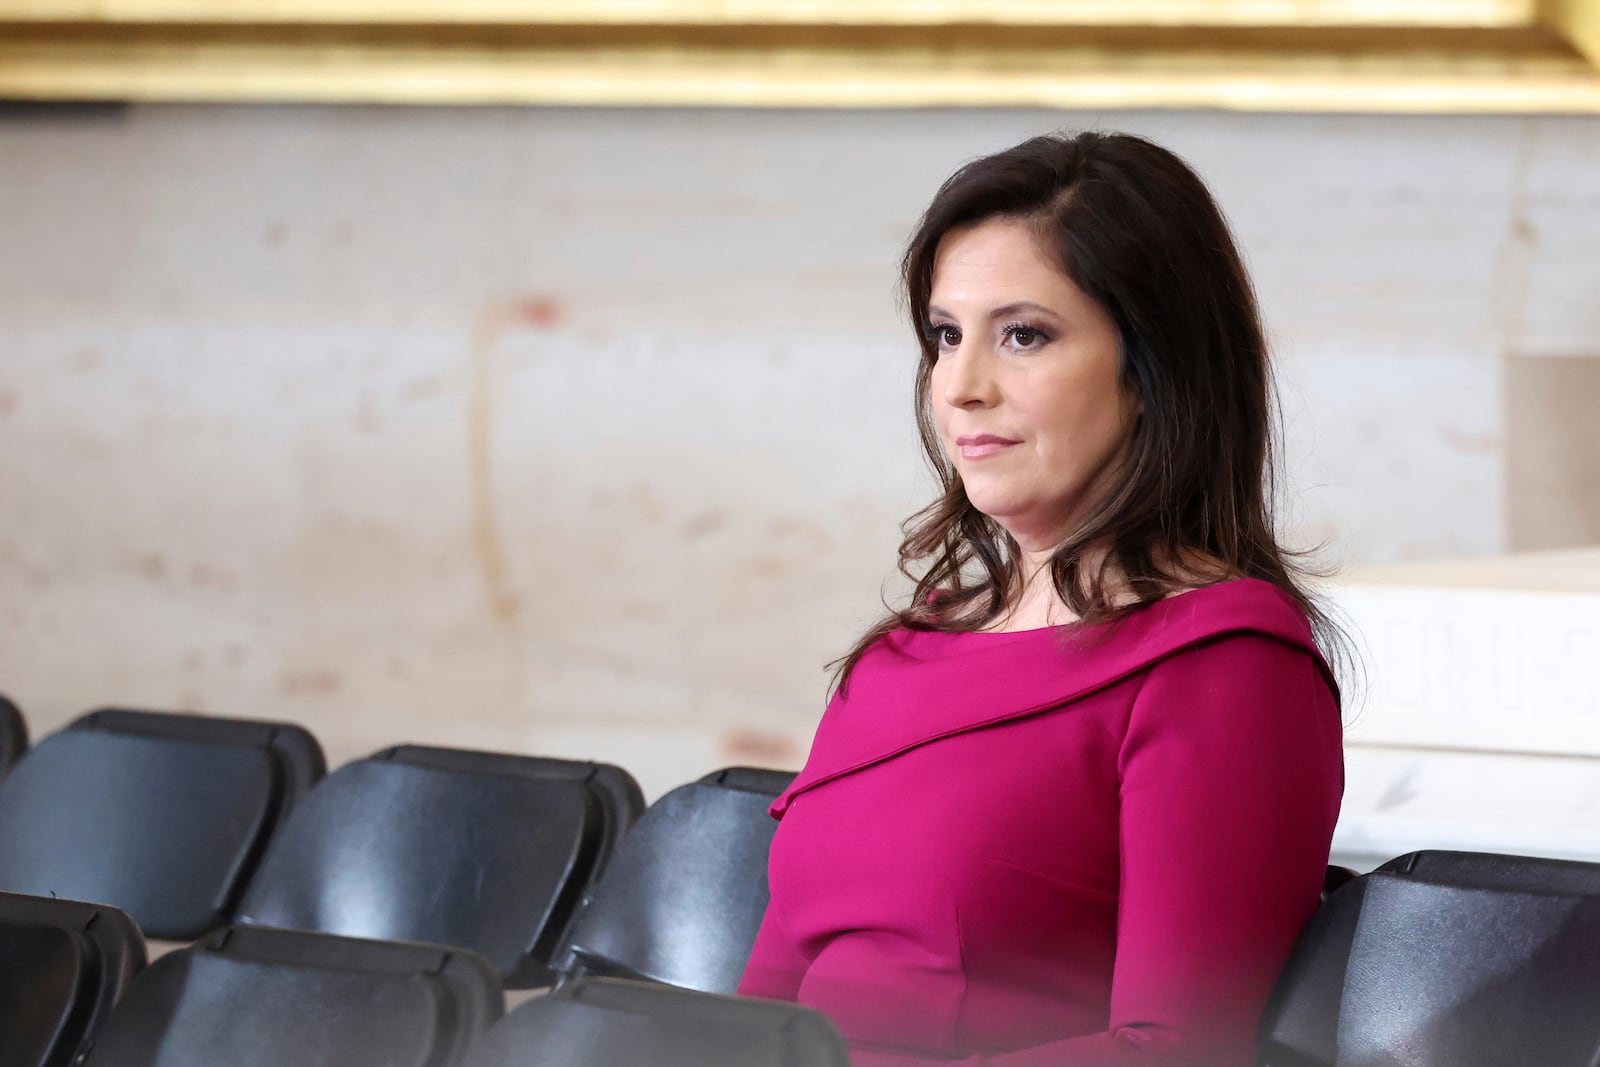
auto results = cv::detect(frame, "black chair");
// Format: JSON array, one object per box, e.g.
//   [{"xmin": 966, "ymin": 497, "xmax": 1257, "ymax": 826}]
[
  {"xmin": 0, "ymin": 891, "xmax": 145, "ymax": 1067},
  {"xmin": 0, "ymin": 709, "xmax": 325, "ymax": 939},
  {"xmin": 697, "ymin": 765, "xmax": 796, "ymax": 798},
  {"xmin": 1258, "ymin": 866, "xmax": 1600, "ymax": 1067},
  {"xmin": 237, "ymin": 746, "xmax": 630, "ymax": 987},
  {"xmin": 82, "ymin": 925, "xmax": 500, "ymax": 1067},
  {"xmin": 0, "ymin": 694, "xmax": 26, "ymax": 775},
  {"xmin": 462, "ymin": 976, "xmax": 848, "ymax": 1067},
  {"xmin": 559, "ymin": 780, "xmax": 779, "ymax": 993}
]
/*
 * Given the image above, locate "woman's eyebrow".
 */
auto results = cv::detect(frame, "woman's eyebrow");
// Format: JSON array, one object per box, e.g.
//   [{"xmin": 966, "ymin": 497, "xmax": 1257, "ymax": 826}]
[
  {"xmin": 927, "ymin": 301, "xmax": 1058, "ymax": 321},
  {"xmin": 987, "ymin": 301, "xmax": 1058, "ymax": 320}
]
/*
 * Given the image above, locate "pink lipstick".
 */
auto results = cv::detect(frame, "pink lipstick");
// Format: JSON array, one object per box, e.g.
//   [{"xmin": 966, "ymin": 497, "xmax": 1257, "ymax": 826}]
[{"xmin": 955, "ymin": 434, "xmax": 1020, "ymax": 460}]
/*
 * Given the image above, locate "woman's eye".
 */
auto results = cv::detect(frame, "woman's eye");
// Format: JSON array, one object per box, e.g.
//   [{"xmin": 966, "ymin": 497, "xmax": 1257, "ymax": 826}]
[
  {"xmin": 1006, "ymin": 325, "xmax": 1044, "ymax": 349},
  {"xmin": 930, "ymin": 324, "xmax": 960, "ymax": 347}
]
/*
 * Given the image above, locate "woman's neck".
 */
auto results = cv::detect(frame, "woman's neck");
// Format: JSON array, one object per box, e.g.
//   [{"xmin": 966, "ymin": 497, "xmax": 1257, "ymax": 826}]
[
  {"xmin": 980, "ymin": 549, "xmax": 1097, "ymax": 632},
  {"xmin": 979, "ymin": 544, "xmax": 1233, "ymax": 633}
]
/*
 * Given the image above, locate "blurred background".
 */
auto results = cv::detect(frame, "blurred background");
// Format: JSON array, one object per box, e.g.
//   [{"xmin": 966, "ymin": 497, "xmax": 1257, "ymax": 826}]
[{"xmin": 1, "ymin": 1, "xmax": 1597, "ymax": 868}]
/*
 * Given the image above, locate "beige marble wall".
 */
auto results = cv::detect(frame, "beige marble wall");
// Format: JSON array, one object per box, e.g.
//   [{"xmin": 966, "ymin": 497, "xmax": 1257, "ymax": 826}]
[{"xmin": 1, "ymin": 105, "xmax": 1597, "ymax": 801}]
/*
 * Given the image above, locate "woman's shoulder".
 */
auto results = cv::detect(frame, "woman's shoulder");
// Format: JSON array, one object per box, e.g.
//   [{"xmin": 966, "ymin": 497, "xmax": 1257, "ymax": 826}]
[
  {"xmin": 1145, "ymin": 576, "xmax": 1317, "ymax": 646},
  {"xmin": 1133, "ymin": 577, "xmax": 1339, "ymax": 700}
]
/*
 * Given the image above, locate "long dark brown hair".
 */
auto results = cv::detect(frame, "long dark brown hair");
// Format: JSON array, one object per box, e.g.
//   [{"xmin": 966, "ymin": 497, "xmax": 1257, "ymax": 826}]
[{"xmin": 830, "ymin": 131, "xmax": 1352, "ymax": 697}]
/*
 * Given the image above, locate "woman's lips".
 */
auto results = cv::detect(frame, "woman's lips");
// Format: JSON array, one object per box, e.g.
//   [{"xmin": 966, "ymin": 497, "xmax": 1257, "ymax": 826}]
[{"xmin": 955, "ymin": 434, "xmax": 1020, "ymax": 460}]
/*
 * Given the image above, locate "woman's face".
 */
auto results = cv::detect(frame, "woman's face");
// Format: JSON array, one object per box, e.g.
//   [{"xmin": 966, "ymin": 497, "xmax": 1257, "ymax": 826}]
[{"xmin": 927, "ymin": 216, "xmax": 1140, "ymax": 553}]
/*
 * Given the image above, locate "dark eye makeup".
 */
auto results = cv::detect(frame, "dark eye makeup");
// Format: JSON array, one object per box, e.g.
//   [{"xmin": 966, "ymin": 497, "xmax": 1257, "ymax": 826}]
[
  {"xmin": 1002, "ymin": 322, "xmax": 1049, "ymax": 348},
  {"xmin": 923, "ymin": 321, "xmax": 1049, "ymax": 346},
  {"xmin": 922, "ymin": 319, "xmax": 1053, "ymax": 353}
]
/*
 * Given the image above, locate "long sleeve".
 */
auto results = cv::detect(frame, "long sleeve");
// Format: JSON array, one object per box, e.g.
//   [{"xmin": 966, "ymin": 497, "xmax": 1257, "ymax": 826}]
[
  {"xmin": 849, "ymin": 633, "xmax": 1343, "ymax": 1066},
  {"xmin": 738, "ymin": 902, "xmax": 809, "ymax": 1003}
]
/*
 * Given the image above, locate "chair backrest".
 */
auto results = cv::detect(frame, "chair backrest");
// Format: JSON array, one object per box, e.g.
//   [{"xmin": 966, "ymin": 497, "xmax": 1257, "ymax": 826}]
[
  {"xmin": 237, "ymin": 747, "xmax": 617, "ymax": 987},
  {"xmin": 0, "ymin": 891, "xmax": 145, "ymax": 1067},
  {"xmin": 378, "ymin": 744, "xmax": 643, "ymax": 884},
  {"xmin": 0, "ymin": 694, "xmax": 27, "ymax": 775},
  {"xmin": 0, "ymin": 709, "xmax": 325, "ymax": 939},
  {"xmin": 697, "ymin": 765, "xmax": 796, "ymax": 798},
  {"xmin": 462, "ymin": 976, "xmax": 848, "ymax": 1067},
  {"xmin": 1258, "ymin": 876, "xmax": 1367, "ymax": 1066},
  {"xmin": 82, "ymin": 925, "xmax": 500, "ymax": 1067},
  {"xmin": 560, "ymin": 780, "xmax": 779, "ymax": 993},
  {"xmin": 1378, "ymin": 849, "xmax": 1600, "ymax": 894},
  {"xmin": 1259, "ymin": 866, "xmax": 1600, "ymax": 1067}
]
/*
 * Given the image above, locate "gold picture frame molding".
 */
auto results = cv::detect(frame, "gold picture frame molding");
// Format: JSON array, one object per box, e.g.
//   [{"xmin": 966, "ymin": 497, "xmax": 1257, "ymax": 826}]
[{"xmin": 1, "ymin": 0, "xmax": 1598, "ymax": 111}]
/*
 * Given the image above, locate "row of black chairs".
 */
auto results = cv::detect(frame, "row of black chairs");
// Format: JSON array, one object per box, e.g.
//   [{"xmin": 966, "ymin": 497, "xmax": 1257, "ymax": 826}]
[
  {"xmin": 0, "ymin": 889, "xmax": 849, "ymax": 1067},
  {"xmin": 0, "ymin": 701, "xmax": 791, "ymax": 994},
  {"xmin": 11, "ymin": 848, "xmax": 1599, "ymax": 1066},
  {"xmin": 3, "ymin": 697, "xmax": 1599, "ymax": 1065},
  {"xmin": 0, "ymin": 699, "xmax": 836, "ymax": 1065}
]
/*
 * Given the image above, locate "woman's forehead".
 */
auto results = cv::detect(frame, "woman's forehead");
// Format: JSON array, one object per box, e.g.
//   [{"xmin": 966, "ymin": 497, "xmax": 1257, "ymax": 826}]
[{"xmin": 930, "ymin": 221, "xmax": 1079, "ymax": 316}]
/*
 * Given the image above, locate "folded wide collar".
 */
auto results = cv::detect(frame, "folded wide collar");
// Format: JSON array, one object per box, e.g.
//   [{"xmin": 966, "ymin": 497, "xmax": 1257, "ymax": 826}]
[{"xmin": 771, "ymin": 578, "xmax": 1335, "ymax": 818}]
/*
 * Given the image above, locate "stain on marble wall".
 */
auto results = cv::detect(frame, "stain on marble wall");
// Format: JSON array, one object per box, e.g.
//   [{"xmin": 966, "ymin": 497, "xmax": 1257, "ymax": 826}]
[{"xmin": 0, "ymin": 106, "xmax": 1596, "ymax": 797}]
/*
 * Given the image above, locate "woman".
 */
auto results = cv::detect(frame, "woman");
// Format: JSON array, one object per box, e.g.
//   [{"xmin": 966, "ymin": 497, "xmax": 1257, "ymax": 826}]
[{"xmin": 737, "ymin": 131, "xmax": 1348, "ymax": 1066}]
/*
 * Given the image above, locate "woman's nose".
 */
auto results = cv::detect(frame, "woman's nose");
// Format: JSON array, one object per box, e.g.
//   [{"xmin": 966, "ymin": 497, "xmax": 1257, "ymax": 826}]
[{"xmin": 941, "ymin": 350, "xmax": 998, "ymax": 409}]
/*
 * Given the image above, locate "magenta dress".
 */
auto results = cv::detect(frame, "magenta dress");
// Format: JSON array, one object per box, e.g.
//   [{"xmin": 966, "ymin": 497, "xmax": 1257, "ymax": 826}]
[{"xmin": 737, "ymin": 578, "xmax": 1344, "ymax": 1066}]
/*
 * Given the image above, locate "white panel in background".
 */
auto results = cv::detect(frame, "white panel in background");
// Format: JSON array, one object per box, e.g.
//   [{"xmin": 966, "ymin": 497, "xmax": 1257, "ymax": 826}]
[{"xmin": 1325, "ymin": 554, "xmax": 1600, "ymax": 868}]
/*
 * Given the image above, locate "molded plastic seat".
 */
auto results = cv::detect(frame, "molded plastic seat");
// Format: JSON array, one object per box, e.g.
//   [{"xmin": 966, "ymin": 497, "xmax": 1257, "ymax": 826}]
[
  {"xmin": 0, "ymin": 891, "xmax": 145, "ymax": 1067},
  {"xmin": 559, "ymin": 781, "xmax": 779, "ymax": 993},
  {"xmin": 0, "ymin": 694, "xmax": 26, "ymax": 775},
  {"xmin": 1258, "ymin": 867, "xmax": 1600, "ymax": 1067},
  {"xmin": 697, "ymin": 765, "xmax": 796, "ymax": 798},
  {"xmin": 462, "ymin": 976, "xmax": 849, "ymax": 1067},
  {"xmin": 0, "ymin": 709, "xmax": 325, "ymax": 939},
  {"xmin": 238, "ymin": 747, "xmax": 620, "ymax": 987},
  {"xmin": 83, "ymin": 925, "xmax": 500, "ymax": 1067}
]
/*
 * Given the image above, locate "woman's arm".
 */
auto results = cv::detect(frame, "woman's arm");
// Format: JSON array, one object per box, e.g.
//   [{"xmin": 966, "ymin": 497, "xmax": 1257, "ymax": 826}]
[
  {"xmin": 738, "ymin": 899, "xmax": 810, "ymax": 1003},
  {"xmin": 852, "ymin": 633, "xmax": 1343, "ymax": 1066}
]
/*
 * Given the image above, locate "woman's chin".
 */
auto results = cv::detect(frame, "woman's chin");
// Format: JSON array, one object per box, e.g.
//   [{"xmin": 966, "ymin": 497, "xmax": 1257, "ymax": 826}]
[
  {"xmin": 963, "ymin": 494, "xmax": 1031, "ymax": 529},
  {"xmin": 963, "ymin": 499, "xmax": 1087, "ymax": 552}
]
